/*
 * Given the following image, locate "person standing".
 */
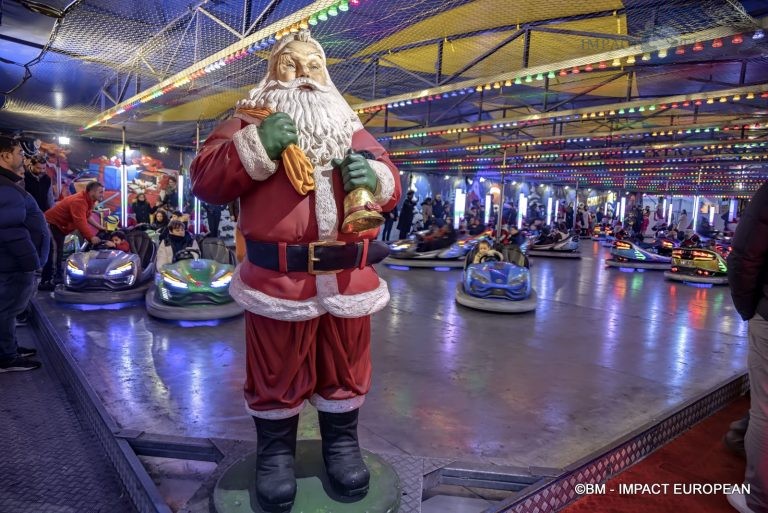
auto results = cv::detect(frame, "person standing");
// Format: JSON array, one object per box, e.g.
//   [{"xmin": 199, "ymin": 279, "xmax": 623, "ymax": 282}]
[
  {"xmin": 39, "ymin": 181, "xmax": 103, "ymax": 290},
  {"xmin": 381, "ymin": 204, "xmax": 398, "ymax": 241},
  {"xmin": 24, "ymin": 156, "xmax": 54, "ymax": 213},
  {"xmin": 396, "ymin": 190, "xmax": 416, "ymax": 239},
  {"xmin": 0, "ymin": 136, "xmax": 49, "ymax": 372},
  {"xmin": 432, "ymin": 193, "xmax": 445, "ymax": 226},
  {"xmin": 676, "ymin": 209, "xmax": 689, "ymax": 240},
  {"xmin": 727, "ymin": 180, "xmax": 768, "ymax": 513},
  {"xmin": 131, "ymin": 193, "xmax": 153, "ymax": 225},
  {"xmin": 203, "ymin": 202, "xmax": 224, "ymax": 237}
]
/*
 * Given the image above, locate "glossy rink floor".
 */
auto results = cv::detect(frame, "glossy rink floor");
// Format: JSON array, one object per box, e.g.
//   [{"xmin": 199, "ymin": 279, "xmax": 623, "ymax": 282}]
[{"xmin": 36, "ymin": 241, "xmax": 748, "ymax": 471}]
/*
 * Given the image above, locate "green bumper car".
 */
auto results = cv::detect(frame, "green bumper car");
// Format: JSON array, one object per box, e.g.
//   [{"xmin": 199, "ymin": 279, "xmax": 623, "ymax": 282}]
[{"xmin": 146, "ymin": 238, "xmax": 244, "ymax": 320}]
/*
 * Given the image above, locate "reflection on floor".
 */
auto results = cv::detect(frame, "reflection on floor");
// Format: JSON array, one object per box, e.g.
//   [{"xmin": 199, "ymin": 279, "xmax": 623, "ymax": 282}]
[{"xmin": 35, "ymin": 241, "xmax": 747, "ymax": 474}]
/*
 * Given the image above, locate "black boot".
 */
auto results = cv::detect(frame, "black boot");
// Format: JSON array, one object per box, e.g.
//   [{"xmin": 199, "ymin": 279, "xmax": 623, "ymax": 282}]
[
  {"xmin": 253, "ymin": 415, "xmax": 299, "ymax": 513},
  {"xmin": 318, "ymin": 409, "xmax": 370, "ymax": 498}
]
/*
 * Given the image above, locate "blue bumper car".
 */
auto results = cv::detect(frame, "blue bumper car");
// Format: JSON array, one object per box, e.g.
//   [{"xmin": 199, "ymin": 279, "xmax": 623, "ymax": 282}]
[{"xmin": 455, "ymin": 242, "xmax": 537, "ymax": 313}]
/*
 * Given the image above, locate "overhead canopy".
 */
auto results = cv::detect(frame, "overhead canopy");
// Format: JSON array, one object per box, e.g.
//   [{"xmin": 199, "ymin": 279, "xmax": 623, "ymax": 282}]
[{"xmin": 2, "ymin": 0, "xmax": 768, "ymax": 193}]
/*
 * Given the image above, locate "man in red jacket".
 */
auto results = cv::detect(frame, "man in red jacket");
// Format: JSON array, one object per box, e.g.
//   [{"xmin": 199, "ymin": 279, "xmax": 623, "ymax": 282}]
[
  {"xmin": 39, "ymin": 181, "xmax": 104, "ymax": 290},
  {"xmin": 191, "ymin": 30, "xmax": 400, "ymax": 513}
]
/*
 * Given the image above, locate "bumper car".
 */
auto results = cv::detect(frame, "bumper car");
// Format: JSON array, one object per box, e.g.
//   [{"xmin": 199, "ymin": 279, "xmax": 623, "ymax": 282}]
[
  {"xmin": 383, "ymin": 226, "xmax": 464, "ymax": 268},
  {"xmin": 527, "ymin": 229, "xmax": 580, "ymax": 258},
  {"xmin": 606, "ymin": 239, "xmax": 671, "ymax": 270},
  {"xmin": 62, "ymin": 233, "xmax": 82, "ymax": 259},
  {"xmin": 664, "ymin": 246, "xmax": 729, "ymax": 285},
  {"xmin": 591, "ymin": 224, "xmax": 613, "ymax": 241},
  {"xmin": 146, "ymin": 237, "xmax": 243, "ymax": 320},
  {"xmin": 455, "ymin": 242, "xmax": 537, "ymax": 313},
  {"xmin": 55, "ymin": 230, "xmax": 156, "ymax": 304}
]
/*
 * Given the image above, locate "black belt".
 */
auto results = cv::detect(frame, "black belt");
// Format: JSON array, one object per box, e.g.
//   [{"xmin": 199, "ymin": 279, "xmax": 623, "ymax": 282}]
[{"xmin": 246, "ymin": 239, "xmax": 390, "ymax": 274}]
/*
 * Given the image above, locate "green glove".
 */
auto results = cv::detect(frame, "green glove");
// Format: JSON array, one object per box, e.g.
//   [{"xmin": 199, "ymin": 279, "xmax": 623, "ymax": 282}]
[
  {"xmin": 257, "ymin": 113, "xmax": 299, "ymax": 161},
  {"xmin": 331, "ymin": 150, "xmax": 378, "ymax": 193}
]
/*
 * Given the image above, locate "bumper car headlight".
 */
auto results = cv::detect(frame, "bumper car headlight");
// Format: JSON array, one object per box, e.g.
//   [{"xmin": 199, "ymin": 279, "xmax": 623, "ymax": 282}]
[
  {"xmin": 67, "ymin": 261, "xmax": 84, "ymax": 276},
  {"xmin": 211, "ymin": 272, "xmax": 233, "ymax": 288},
  {"xmin": 107, "ymin": 262, "xmax": 134, "ymax": 276},
  {"xmin": 469, "ymin": 271, "xmax": 489, "ymax": 284},
  {"xmin": 162, "ymin": 272, "xmax": 188, "ymax": 289}
]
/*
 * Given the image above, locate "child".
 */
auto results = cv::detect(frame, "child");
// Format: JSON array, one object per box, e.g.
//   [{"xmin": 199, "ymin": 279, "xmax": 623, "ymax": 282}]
[
  {"xmin": 105, "ymin": 231, "xmax": 130, "ymax": 252},
  {"xmin": 473, "ymin": 240, "xmax": 492, "ymax": 264},
  {"xmin": 156, "ymin": 220, "xmax": 199, "ymax": 269}
]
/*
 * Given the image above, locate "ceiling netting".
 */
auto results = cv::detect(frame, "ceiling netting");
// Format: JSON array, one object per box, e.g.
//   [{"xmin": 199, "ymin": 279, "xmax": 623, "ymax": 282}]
[{"xmin": 3, "ymin": 0, "xmax": 760, "ymax": 144}]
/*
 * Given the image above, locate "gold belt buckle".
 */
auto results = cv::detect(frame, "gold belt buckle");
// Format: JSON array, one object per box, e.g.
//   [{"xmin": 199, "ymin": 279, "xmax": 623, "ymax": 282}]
[{"xmin": 308, "ymin": 240, "xmax": 346, "ymax": 275}]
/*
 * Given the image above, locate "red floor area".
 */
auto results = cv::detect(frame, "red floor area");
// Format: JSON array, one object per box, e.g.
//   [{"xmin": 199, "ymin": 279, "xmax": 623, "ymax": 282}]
[{"xmin": 562, "ymin": 397, "xmax": 749, "ymax": 513}]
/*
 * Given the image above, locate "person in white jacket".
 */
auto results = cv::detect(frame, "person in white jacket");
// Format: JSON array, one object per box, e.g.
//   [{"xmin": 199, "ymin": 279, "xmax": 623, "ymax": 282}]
[{"xmin": 155, "ymin": 220, "xmax": 199, "ymax": 270}]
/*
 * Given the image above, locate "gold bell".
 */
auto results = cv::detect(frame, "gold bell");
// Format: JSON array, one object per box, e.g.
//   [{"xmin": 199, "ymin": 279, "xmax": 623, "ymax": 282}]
[{"xmin": 341, "ymin": 187, "xmax": 385, "ymax": 234}]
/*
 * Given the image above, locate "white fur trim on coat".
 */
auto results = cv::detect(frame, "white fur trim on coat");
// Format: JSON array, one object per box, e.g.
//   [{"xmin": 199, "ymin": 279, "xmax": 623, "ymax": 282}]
[
  {"xmin": 310, "ymin": 394, "xmax": 365, "ymax": 413},
  {"xmin": 369, "ymin": 159, "xmax": 395, "ymax": 206},
  {"xmin": 232, "ymin": 124, "xmax": 277, "ymax": 181},
  {"xmin": 247, "ymin": 399, "xmax": 306, "ymax": 419},
  {"xmin": 231, "ymin": 266, "xmax": 390, "ymax": 320},
  {"xmin": 313, "ymin": 163, "xmax": 338, "ymax": 239},
  {"xmin": 320, "ymin": 277, "xmax": 390, "ymax": 318},
  {"xmin": 230, "ymin": 265, "xmax": 325, "ymax": 321}
]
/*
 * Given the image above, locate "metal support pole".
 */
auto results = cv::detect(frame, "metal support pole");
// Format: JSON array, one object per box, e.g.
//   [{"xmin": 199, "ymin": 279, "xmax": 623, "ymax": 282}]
[
  {"xmin": 121, "ymin": 126, "xmax": 128, "ymax": 227},
  {"xmin": 522, "ymin": 29, "xmax": 531, "ymax": 68},
  {"xmin": 625, "ymin": 70, "xmax": 634, "ymax": 102},
  {"xmin": 194, "ymin": 122, "xmax": 202, "ymax": 234},
  {"xmin": 435, "ymin": 40, "xmax": 444, "ymax": 85},
  {"xmin": 740, "ymin": 60, "xmax": 747, "ymax": 85},
  {"xmin": 372, "ymin": 58, "xmax": 378, "ymax": 98},
  {"xmin": 496, "ymin": 173, "xmax": 506, "ymax": 244},
  {"xmin": 573, "ymin": 181, "xmax": 578, "ymax": 232},
  {"xmin": 543, "ymin": 75, "xmax": 549, "ymax": 111}
]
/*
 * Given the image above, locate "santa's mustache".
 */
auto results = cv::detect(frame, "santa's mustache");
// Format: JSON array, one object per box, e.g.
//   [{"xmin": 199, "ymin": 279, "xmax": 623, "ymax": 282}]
[{"xmin": 275, "ymin": 77, "xmax": 331, "ymax": 93}]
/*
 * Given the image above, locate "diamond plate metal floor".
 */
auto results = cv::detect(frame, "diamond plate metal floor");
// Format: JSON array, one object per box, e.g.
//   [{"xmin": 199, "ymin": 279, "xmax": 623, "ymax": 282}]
[{"xmin": 0, "ymin": 325, "xmax": 136, "ymax": 513}]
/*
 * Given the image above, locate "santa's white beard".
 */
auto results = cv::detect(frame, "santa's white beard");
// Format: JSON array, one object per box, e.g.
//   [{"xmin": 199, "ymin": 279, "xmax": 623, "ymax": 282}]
[{"xmin": 251, "ymin": 79, "xmax": 356, "ymax": 166}]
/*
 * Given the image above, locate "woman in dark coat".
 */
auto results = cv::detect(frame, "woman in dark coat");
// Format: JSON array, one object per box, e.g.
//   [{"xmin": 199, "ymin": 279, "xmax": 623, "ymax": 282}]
[
  {"xmin": 396, "ymin": 191, "xmax": 416, "ymax": 239},
  {"xmin": 131, "ymin": 193, "xmax": 152, "ymax": 225}
]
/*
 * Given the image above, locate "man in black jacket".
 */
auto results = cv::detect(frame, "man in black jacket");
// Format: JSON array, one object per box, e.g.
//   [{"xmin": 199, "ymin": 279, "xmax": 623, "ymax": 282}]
[
  {"xmin": 728, "ymin": 180, "xmax": 768, "ymax": 513},
  {"xmin": 24, "ymin": 156, "xmax": 54, "ymax": 212},
  {"xmin": 0, "ymin": 137, "xmax": 50, "ymax": 372}
]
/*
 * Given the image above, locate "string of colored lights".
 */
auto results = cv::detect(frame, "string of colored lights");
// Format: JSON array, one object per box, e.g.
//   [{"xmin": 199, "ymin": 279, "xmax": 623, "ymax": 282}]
[
  {"xmin": 352, "ymin": 26, "xmax": 759, "ymax": 113},
  {"xmin": 377, "ymin": 85, "xmax": 768, "ymax": 142},
  {"xmin": 81, "ymin": 0, "xmax": 357, "ymax": 130},
  {"xmin": 391, "ymin": 141, "xmax": 767, "ymax": 164},
  {"xmin": 387, "ymin": 119, "xmax": 768, "ymax": 157}
]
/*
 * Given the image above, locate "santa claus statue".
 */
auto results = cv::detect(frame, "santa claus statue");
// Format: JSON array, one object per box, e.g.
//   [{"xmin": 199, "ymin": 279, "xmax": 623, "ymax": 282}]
[{"xmin": 190, "ymin": 30, "xmax": 400, "ymax": 513}]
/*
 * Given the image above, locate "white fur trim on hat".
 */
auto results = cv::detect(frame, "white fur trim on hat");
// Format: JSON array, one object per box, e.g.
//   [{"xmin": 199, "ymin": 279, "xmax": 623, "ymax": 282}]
[
  {"xmin": 320, "ymin": 277, "xmax": 390, "ymax": 318},
  {"xmin": 368, "ymin": 159, "xmax": 395, "ymax": 206},
  {"xmin": 247, "ymin": 399, "xmax": 306, "ymax": 419},
  {"xmin": 232, "ymin": 124, "xmax": 277, "ymax": 181},
  {"xmin": 230, "ymin": 265, "xmax": 325, "ymax": 321},
  {"xmin": 310, "ymin": 394, "xmax": 365, "ymax": 413}
]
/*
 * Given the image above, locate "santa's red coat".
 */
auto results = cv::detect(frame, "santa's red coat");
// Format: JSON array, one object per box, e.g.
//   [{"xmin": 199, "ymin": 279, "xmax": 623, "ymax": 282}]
[{"xmin": 190, "ymin": 117, "xmax": 401, "ymax": 321}]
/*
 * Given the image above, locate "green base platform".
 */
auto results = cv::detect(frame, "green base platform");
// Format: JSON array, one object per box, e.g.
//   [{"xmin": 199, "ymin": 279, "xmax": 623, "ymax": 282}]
[{"xmin": 213, "ymin": 440, "xmax": 400, "ymax": 513}]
